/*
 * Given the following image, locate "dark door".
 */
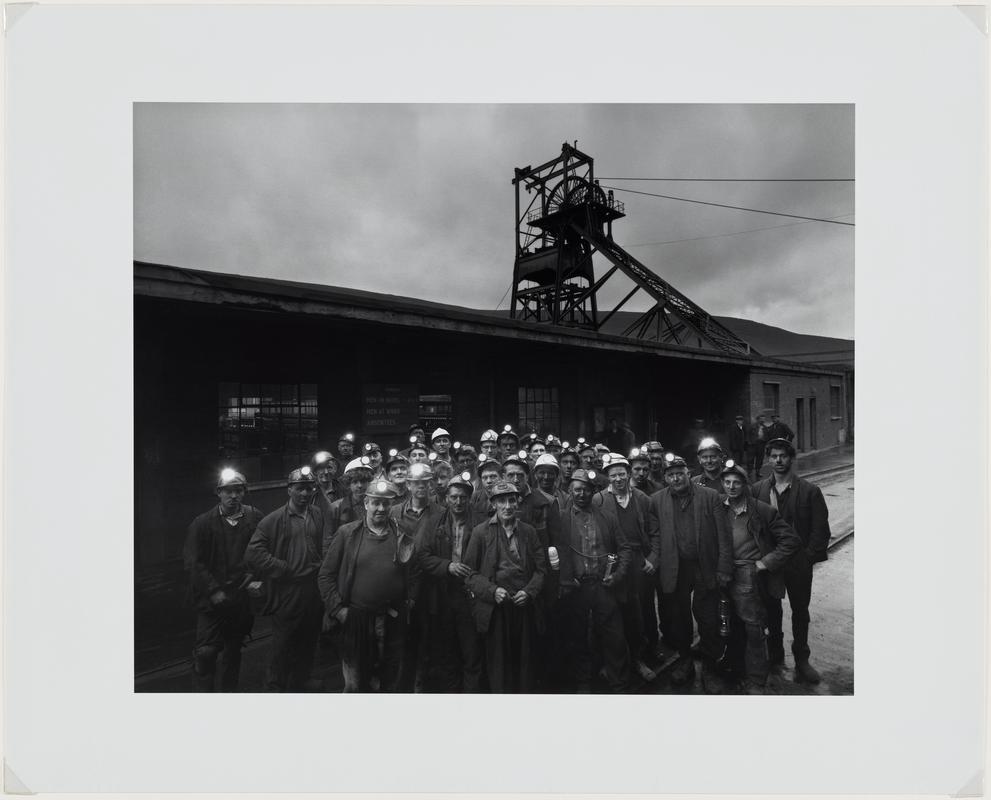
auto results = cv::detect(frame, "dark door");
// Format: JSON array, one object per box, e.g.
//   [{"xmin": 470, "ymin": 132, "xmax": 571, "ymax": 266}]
[
  {"xmin": 795, "ymin": 398, "xmax": 806, "ymax": 451},
  {"xmin": 809, "ymin": 397, "xmax": 818, "ymax": 449}
]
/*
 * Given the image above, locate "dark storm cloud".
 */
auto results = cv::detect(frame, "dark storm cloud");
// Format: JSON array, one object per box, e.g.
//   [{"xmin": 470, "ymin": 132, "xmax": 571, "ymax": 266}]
[{"xmin": 134, "ymin": 103, "xmax": 853, "ymax": 337}]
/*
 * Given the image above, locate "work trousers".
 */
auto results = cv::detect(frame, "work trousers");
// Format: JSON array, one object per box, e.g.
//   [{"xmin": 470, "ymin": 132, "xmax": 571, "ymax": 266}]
[
  {"xmin": 664, "ymin": 558, "xmax": 722, "ymax": 662},
  {"xmin": 766, "ymin": 560, "xmax": 814, "ymax": 661},
  {"xmin": 337, "ymin": 606, "xmax": 407, "ymax": 692},
  {"xmin": 751, "ymin": 446, "xmax": 765, "ymax": 479},
  {"xmin": 192, "ymin": 600, "xmax": 253, "ymax": 692},
  {"xmin": 266, "ymin": 577, "xmax": 323, "ymax": 692},
  {"xmin": 562, "ymin": 580, "xmax": 630, "ymax": 692},
  {"xmin": 419, "ymin": 588, "xmax": 483, "ymax": 693},
  {"xmin": 485, "ymin": 601, "xmax": 535, "ymax": 693},
  {"xmin": 728, "ymin": 562, "xmax": 771, "ymax": 684}
]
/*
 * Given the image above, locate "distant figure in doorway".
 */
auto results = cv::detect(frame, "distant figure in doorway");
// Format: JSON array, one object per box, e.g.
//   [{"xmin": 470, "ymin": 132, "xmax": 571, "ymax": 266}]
[
  {"xmin": 728, "ymin": 414, "xmax": 750, "ymax": 466},
  {"xmin": 750, "ymin": 415, "xmax": 769, "ymax": 479}
]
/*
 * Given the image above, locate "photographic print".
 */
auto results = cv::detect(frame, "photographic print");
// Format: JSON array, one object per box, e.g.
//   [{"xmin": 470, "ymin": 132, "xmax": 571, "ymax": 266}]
[{"xmin": 133, "ymin": 103, "xmax": 855, "ymax": 696}]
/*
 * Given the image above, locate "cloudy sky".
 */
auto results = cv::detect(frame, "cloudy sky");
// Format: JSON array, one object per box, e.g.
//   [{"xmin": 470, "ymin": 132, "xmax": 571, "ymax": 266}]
[{"xmin": 134, "ymin": 104, "xmax": 854, "ymax": 338}]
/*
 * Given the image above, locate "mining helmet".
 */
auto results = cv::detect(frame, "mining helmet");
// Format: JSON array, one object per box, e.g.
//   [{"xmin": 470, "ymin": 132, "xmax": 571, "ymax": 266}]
[
  {"xmin": 569, "ymin": 468, "xmax": 598, "ymax": 486},
  {"xmin": 408, "ymin": 462, "xmax": 435, "ymax": 481},
  {"xmin": 216, "ymin": 467, "xmax": 247, "ymax": 490},
  {"xmin": 765, "ymin": 437, "xmax": 796, "ymax": 457},
  {"xmin": 457, "ymin": 443, "xmax": 476, "ymax": 457},
  {"xmin": 489, "ymin": 481, "xmax": 519, "ymax": 500},
  {"xmin": 662, "ymin": 453, "xmax": 689, "ymax": 472},
  {"xmin": 533, "ymin": 453, "xmax": 561, "ymax": 473},
  {"xmin": 408, "ymin": 423, "xmax": 425, "ymax": 436},
  {"xmin": 338, "ymin": 432, "xmax": 355, "ymax": 443},
  {"xmin": 384, "ymin": 450, "xmax": 410, "ymax": 470},
  {"xmin": 578, "ymin": 441, "xmax": 596, "ymax": 455},
  {"xmin": 594, "ymin": 443, "xmax": 610, "ymax": 455},
  {"xmin": 558, "ymin": 443, "xmax": 579, "ymax": 459},
  {"xmin": 480, "ymin": 429, "xmax": 498, "ymax": 444},
  {"xmin": 602, "ymin": 453, "xmax": 630, "ymax": 472},
  {"xmin": 476, "ymin": 453, "xmax": 502, "ymax": 476},
  {"xmin": 288, "ymin": 466, "xmax": 317, "ymax": 485},
  {"xmin": 497, "ymin": 425, "xmax": 519, "ymax": 443},
  {"xmin": 311, "ymin": 450, "xmax": 337, "ymax": 469},
  {"xmin": 545, "ymin": 433, "xmax": 561, "ymax": 446},
  {"xmin": 628, "ymin": 448, "xmax": 650, "ymax": 465},
  {"xmin": 431, "ymin": 427, "xmax": 451, "ymax": 441},
  {"xmin": 501, "ymin": 452, "xmax": 530, "ymax": 474},
  {"xmin": 645, "ymin": 440, "xmax": 665, "ymax": 453},
  {"xmin": 697, "ymin": 437, "xmax": 724, "ymax": 455},
  {"xmin": 524, "ymin": 433, "xmax": 545, "ymax": 448},
  {"xmin": 365, "ymin": 479, "xmax": 400, "ymax": 500},
  {"xmin": 446, "ymin": 471, "xmax": 475, "ymax": 496},
  {"xmin": 344, "ymin": 456, "xmax": 374, "ymax": 475},
  {"xmin": 720, "ymin": 459, "xmax": 750, "ymax": 482},
  {"xmin": 364, "ymin": 442, "xmax": 381, "ymax": 454}
]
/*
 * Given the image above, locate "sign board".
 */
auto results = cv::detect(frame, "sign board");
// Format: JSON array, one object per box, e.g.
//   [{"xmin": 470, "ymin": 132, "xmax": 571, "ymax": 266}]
[{"xmin": 362, "ymin": 384, "xmax": 419, "ymax": 433}]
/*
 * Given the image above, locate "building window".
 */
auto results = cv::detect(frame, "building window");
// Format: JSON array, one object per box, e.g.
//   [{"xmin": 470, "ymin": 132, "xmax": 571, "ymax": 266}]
[
  {"xmin": 419, "ymin": 394, "xmax": 453, "ymax": 432},
  {"xmin": 830, "ymin": 385, "xmax": 842, "ymax": 419},
  {"xmin": 518, "ymin": 386, "xmax": 560, "ymax": 434},
  {"xmin": 219, "ymin": 382, "xmax": 318, "ymax": 481},
  {"xmin": 762, "ymin": 382, "xmax": 780, "ymax": 413}
]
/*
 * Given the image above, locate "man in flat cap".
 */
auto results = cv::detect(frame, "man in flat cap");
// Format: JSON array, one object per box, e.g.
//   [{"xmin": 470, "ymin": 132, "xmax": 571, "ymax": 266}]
[
  {"xmin": 719, "ymin": 460, "xmax": 800, "ymax": 694},
  {"xmin": 752, "ymin": 438, "xmax": 831, "ymax": 684},
  {"xmin": 555, "ymin": 468, "xmax": 632, "ymax": 692},
  {"xmin": 464, "ymin": 481, "xmax": 546, "ymax": 692},
  {"xmin": 319, "ymin": 479, "xmax": 420, "ymax": 692},
  {"xmin": 646, "ymin": 454, "xmax": 732, "ymax": 691},
  {"xmin": 416, "ymin": 471, "xmax": 484, "ymax": 692},
  {"xmin": 246, "ymin": 466, "xmax": 325, "ymax": 692},
  {"xmin": 183, "ymin": 468, "xmax": 265, "ymax": 692}
]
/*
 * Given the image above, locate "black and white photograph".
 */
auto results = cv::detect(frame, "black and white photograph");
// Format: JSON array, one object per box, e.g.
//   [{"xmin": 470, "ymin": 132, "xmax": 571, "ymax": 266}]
[
  {"xmin": 5, "ymin": 4, "xmax": 985, "ymax": 794},
  {"xmin": 133, "ymin": 103, "xmax": 855, "ymax": 696}
]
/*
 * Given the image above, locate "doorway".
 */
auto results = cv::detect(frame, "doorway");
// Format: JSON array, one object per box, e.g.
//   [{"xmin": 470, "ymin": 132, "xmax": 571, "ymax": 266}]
[{"xmin": 809, "ymin": 397, "xmax": 818, "ymax": 450}]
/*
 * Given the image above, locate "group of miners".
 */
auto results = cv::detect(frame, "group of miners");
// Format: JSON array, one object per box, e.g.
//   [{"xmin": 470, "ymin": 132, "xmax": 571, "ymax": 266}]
[{"xmin": 183, "ymin": 419, "xmax": 831, "ymax": 695}]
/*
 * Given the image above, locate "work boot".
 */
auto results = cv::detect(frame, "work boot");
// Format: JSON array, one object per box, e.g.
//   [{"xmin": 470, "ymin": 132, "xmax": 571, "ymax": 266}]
[
  {"xmin": 701, "ymin": 663, "xmax": 729, "ymax": 695},
  {"xmin": 636, "ymin": 660, "xmax": 658, "ymax": 683},
  {"xmin": 794, "ymin": 659, "xmax": 821, "ymax": 684},
  {"xmin": 670, "ymin": 655, "xmax": 695, "ymax": 686},
  {"xmin": 767, "ymin": 637, "xmax": 785, "ymax": 666}
]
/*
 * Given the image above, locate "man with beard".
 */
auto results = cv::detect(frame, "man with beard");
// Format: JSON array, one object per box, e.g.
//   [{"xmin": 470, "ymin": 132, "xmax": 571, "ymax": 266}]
[
  {"xmin": 596, "ymin": 453, "xmax": 657, "ymax": 683},
  {"xmin": 752, "ymin": 438, "xmax": 831, "ymax": 684},
  {"xmin": 246, "ymin": 466, "xmax": 325, "ymax": 692},
  {"xmin": 326, "ymin": 457, "xmax": 375, "ymax": 548},
  {"xmin": 470, "ymin": 454, "xmax": 502, "ymax": 517},
  {"xmin": 497, "ymin": 425, "xmax": 520, "ymax": 462},
  {"xmin": 337, "ymin": 432, "xmax": 356, "ymax": 461},
  {"xmin": 629, "ymin": 448, "xmax": 659, "ymax": 496},
  {"xmin": 464, "ymin": 481, "xmax": 546, "ymax": 692},
  {"xmin": 415, "ymin": 471, "xmax": 483, "ymax": 691},
  {"xmin": 693, "ymin": 438, "xmax": 727, "ymax": 492},
  {"xmin": 719, "ymin": 460, "xmax": 800, "ymax": 694},
  {"xmin": 555, "ymin": 468, "xmax": 632, "ymax": 693},
  {"xmin": 646, "ymin": 454, "xmax": 733, "ymax": 691},
  {"xmin": 319, "ymin": 479, "xmax": 419, "ymax": 692},
  {"xmin": 183, "ymin": 468, "xmax": 265, "ymax": 692}
]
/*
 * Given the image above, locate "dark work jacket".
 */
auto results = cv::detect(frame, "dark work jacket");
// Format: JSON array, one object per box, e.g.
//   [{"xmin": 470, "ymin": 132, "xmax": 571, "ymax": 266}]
[
  {"xmin": 184, "ymin": 504, "xmax": 264, "ymax": 610},
  {"xmin": 326, "ymin": 494, "xmax": 364, "ymax": 553},
  {"xmin": 765, "ymin": 421, "xmax": 795, "ymax": 443},
  {"xmin": 631, "ymin": 476, "xmax": 660, "ymax": 497},
  {"xmin": 519, "ymin": 488, "xmax": 562, "ymax": 550},
  {"xmin": 752, "ymin": 476, "xmax": 831, "ymax": 564},
  {"xmin": 719, "ymin": 496, "xmax": 801, "ymax": 599},
  {"xmin": 728, "ymin": 424, "xmax": 750, "ymax": 457},
  {"xmin": 318, "ymin": 518, "xmax": 420, "ymax": 625},
  {"xmin": 464, "ymin": 519, "xmax": 546, "ymax": 634},
  {"xmin": 692, "ymin": 473, "xmax": 725, "ymax": 493},
  {"xmin": 470, "ymin": 486, "xmax": 494, "ymax": 517},
  {"xmin": 646, "ymin": 483, "xmax": 732, "ymax": 594},
  {"xmin": 554, "ymin": 503, "xmax": 633, "ymax": 601},
  {"xmin": 416, "ymin": 507, "xmax": 484, "ymax": 615},
  {"xmin": 592, "ymin": 488, "xmax": 652, "ymax": 558},
  {"xmin": 245, "ymin": 503, "xmax": 325, "ymax": 615}
]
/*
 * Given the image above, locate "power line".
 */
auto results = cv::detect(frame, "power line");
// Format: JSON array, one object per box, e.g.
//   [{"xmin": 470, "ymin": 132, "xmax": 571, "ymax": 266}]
[
  {"xmin": 625, "ymin": 214, "xmax": 856, "ymax": 248},
  {"xmin": 603, "ymin": 185, "xmax": 855, "ymax": 226},
  {"xmin": 494, "ymin": 282, "xmax": 512, "ymax": 310},
  {"xmin": 599, "ymin": 177, "xmax": 854, "ymax": 182}
]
